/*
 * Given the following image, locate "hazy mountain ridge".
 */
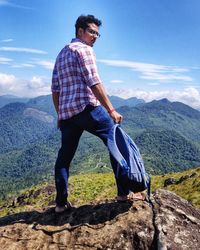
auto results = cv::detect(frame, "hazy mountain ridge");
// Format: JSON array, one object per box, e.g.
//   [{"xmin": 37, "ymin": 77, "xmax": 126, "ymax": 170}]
[
  {"xmin": 109, "ymin": 95, "xmax": 145, "ymax": 108},
  {"xmin": 142, "ymin": 98, "xmax": 200, "ymax": 119},
  {"xmin": 0, "ymin": 95, "xmax": 29, "ymax": 108},
  {"xmin": 0, "ymin": 94, "xmax": 144, "ymax": 111}
]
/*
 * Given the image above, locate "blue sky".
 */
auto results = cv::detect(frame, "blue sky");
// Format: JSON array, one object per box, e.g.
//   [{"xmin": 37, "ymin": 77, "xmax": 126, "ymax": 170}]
[{"xmin": 0, "ymin": 0, "xmax": 200, "ymax": 109}]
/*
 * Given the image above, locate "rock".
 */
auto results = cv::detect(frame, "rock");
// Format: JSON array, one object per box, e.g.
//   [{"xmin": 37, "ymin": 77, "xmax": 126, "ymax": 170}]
[
  {"xmin": 153, "ymin": 189, "xmax": 200, "ymax": 250},
  {"xmin": 16, "ymin": 194, "xmax": 29, "ymax": 206},
  {"xmin": 176, "ymin": 175, "xmax": 190, "ymax": 184},
  {"xmin": 0, "ymin": 189, "xmax": 199, "ymax": 249},
  {"xmin": 12, "ymin": 197, "xmax": 18, "ymax": 207},
  {"xmin": 164, "ymin": 178, "xmax": 176, "ymax": 187},
  {"xmin": 190, "ymin": 172, "xmax": 197, "ymax": 178}
]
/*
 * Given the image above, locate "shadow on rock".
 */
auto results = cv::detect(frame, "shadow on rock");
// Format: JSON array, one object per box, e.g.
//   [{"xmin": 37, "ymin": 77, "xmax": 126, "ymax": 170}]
[{"xmin": 0, "ymin": 201, "xmax": 132, "ymax": 228}]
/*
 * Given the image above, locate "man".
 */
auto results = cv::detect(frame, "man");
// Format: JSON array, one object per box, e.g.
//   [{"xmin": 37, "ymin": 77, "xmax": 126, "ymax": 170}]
[{"xmin": 52, "ymin": 15, "xmax": 133, "ymax": 213}]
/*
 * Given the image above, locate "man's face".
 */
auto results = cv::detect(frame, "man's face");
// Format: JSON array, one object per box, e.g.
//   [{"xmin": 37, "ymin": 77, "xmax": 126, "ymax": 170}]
[{"xmin": 78, "ymin": 23, "xmax": 100, "ymax": 47}]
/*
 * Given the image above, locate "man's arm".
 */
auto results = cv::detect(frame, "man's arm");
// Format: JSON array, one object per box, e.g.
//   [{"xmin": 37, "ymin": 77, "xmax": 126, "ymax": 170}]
[
  {"xmin": 91, "ymin": 83, "xmax": 123, "ymax": 123},
  {"xmin": 52, "ymin": 92, "xmax": 59, "ymax": 114},
  {"xmin": 52, "ymin": 92, "xmax": 60, "ymax": 128}
]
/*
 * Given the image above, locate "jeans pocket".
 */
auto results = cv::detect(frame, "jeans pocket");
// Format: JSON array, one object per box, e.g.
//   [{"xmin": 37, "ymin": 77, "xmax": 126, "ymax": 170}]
[{"xmin": 90, "ymin": 106, "xmax": 106, "ymax": 121}]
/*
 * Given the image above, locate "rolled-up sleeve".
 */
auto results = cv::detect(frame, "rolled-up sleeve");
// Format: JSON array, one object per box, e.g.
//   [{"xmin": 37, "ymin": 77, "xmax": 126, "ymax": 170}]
[
  {"xmin": 51, "ymin": 64, "xmax": 60, "ymax": 93},
  {"xmin": 78, "ymin": 47, "xmax": 102, "ymax": 87}
]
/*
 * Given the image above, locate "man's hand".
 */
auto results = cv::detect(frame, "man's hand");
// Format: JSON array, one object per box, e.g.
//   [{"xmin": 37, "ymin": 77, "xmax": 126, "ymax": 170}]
[
  {"xmin": 91, "ymin": 83, "xmax": 123, "ymax": 124},
  {"xmin": 109, "ymin": 110, "xmax": 123, "ymax": 124}
]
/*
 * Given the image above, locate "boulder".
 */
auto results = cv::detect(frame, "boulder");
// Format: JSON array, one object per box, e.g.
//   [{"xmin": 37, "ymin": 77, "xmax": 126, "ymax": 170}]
[
  {"xmin": 164, "ymin": 178, "xmax": 176, "ymax": 187},
  {"xmin": 176, "ymin": 175, "xmax": 190, "ymax": 184},
  {"xmin": 0, "ymin": 189, "xmax": 199, "ymax": 249}
]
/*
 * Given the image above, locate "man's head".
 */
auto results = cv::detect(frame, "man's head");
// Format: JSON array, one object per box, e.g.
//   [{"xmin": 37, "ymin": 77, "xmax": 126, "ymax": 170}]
[{"xmin": 75, "ymin": 14, "xmax": 102, "ymax": 47}]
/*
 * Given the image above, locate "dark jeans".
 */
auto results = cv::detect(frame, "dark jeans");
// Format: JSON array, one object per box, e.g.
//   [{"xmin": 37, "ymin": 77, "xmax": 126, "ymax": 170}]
[{"xmin": 55, "ymin": 105, "xmax": 129, "ymax": 206}]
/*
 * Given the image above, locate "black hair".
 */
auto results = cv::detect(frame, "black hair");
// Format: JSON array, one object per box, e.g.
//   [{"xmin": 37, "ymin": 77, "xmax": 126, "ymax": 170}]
[{"xmin": 75, "ymin": 14, "xmax": 102, "ymax": 37}]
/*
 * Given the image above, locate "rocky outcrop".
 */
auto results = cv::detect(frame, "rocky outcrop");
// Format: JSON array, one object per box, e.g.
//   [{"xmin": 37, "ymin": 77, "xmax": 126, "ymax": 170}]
[
  {"xmin": 164, "ymin": 178, "xmax": 176, "ymax": 187},
  {"xmin": 164, "ymin": 172, "xmax": 198, "ymax": 187},
  {"xmin": 0, "ymin": 189, "xmax": 199, "ymax": 250},
  {"xmin": 153, "ymin": 189, "xmax": 200, "ymax": 250}
]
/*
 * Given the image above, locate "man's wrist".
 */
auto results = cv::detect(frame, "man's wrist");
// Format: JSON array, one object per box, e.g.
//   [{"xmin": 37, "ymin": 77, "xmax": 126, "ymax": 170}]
[{"xmin": 107, "ymin": 108, "xmax": 115, "ymax": 114}]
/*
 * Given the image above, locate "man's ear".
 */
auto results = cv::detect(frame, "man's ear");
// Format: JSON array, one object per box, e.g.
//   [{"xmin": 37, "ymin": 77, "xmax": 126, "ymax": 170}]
[{"xmin": 77, "ymin": 28, "xmax": 84, "ymax": 38}]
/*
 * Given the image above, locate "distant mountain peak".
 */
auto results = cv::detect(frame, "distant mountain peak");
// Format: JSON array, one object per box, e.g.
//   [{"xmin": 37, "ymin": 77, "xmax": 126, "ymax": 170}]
[
  {"xmin": 109, "ymin": 95, "xmax": 145, "ymax": 108},
  {"xmin": 158, "ymin": 98, "xmax": 170, "ymax": 103},
  {"xmin": 0, "ymin": 95, "xmax": 29, "ymax": 108},
  {"xmin": 148, "ymin": 98, "xmax": 171, "ymax": 106},
  {"xmin": 141, "ymin": 98, "xmax": 200, "ymax": 119},
  {"xmin": 0, "ymin": 94, "xmax": 19, "ymax": 98}
]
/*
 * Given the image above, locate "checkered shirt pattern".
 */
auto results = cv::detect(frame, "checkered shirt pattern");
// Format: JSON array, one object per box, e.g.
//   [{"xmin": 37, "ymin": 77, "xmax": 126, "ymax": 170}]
[{"xmin": 51, "ymin": 38, "xmax": 101, "ymax": 120}]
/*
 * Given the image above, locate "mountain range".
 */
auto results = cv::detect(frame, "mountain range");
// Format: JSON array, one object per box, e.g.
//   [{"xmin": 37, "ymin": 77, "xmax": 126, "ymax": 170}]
[
  {"xmin": 0, "ymin": 95, "xmax": 29, "ymax": 108},
  {"xmin": 0, "ymin": 94, "xmax": 200, "ymax": 198},
  {"xmin": 0, "ymin": 94, "xmax": 144, "ymax": 110}
]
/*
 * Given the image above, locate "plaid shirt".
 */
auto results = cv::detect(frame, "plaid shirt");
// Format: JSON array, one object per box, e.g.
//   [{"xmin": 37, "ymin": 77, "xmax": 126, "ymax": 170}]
[{"xmin": 51, "ymin": 38, "xmax": 101, "ymax": 120}]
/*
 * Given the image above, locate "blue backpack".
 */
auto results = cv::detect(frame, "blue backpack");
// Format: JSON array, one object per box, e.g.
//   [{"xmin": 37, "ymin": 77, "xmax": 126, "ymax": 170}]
[{"xmin": 107, "ymin": 124, "xmax": 151, "ymax": 198}]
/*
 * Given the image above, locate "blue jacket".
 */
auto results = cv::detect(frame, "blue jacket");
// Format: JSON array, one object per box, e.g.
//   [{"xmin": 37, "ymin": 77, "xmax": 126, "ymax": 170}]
[{"xmin": 107, "ymin": 124, "xmax": 150, "ymax": 193}]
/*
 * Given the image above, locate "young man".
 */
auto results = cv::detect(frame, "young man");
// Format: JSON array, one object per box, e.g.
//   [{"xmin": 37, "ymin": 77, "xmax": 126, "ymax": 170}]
[{"xmin": 52, "ymin": 15, "xmax": 134, "ymax": 213}]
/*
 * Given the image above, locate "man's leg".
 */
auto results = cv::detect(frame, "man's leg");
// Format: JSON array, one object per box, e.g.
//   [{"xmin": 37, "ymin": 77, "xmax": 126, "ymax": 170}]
[
  {"xmin": 91, "ymin": 107, "xmax": 130, "ymax": 196},
  {"xmin": 55, "ymin": 120, "xmax": 83, "ymax": 207},
  {"xmin": 73, "ymin": 105, "xmax": 130, "ymax": 197}
]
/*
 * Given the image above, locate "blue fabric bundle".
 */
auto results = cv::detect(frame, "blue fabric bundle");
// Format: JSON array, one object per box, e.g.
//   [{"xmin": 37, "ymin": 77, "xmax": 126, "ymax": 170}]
[{"xmin": 107, "ymin": 124, "xmax": 150, "ymax": 196}]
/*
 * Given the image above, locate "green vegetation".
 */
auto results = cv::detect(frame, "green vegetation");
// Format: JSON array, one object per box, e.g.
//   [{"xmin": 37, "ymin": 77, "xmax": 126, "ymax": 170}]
[
  {"xmin": 151, "ymin": 167, "xmax": 200, "ymax": 208},
  {"xmin": 0, "ymin": 167, "xmax": 199, "ymax": 217},
  {"xmin": 136, "ymin": 129, "xmax": 200, "ymax": 174},
  {"xmin": 0, "ymin": 102, "xmax": 55, "ymax": 153},
  {"xmin": 2, "ymin": 125, "xmax": 200, "ymax": 199},
  {"xmin": 1, "ymin": 96, "xmax": 200, "ymax": 200}
]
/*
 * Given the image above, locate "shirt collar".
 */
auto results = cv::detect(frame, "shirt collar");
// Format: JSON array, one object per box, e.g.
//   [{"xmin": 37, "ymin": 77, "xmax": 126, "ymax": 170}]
[{"xmin": 71, "ymin": 38, "xmax": 88, "ymax": 45}]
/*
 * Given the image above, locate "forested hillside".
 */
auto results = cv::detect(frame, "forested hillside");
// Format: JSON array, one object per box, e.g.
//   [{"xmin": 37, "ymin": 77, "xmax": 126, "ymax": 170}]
[
  {"xmin": 0, "ymin": 102, "xmax": 55, "ymax": 153},
  {"xmin": 0, "ymin": 95, "xmax": 200, "ymax": 198}
]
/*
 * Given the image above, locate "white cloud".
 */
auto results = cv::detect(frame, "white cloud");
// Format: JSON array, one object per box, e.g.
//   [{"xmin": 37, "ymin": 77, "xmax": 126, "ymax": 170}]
[
  {"xmin": 0, "ymin": 47, "xmax": 47, "ymax": 54},
  {"xmin": 140, "ymin": 71, "xmax": 192, "ymax": 82},
  {"xmin": 11, "ymin": 63, "xmax": 35, "ymax": 68},
  {"xmin": 0, "ymin": 72, "xmax": 16, "ymax": 86},
  {"xmin": 28, "ymin": 76, "xmax": 51, "ymax": 96},
  {"xmin": 30, "ymin": 76, "xmax": 46, "ymax": 87},
  {"xmin": 0, "ymin": 73, "xmax": 51, "ymax": 97},
  {"xmin": 110, "ymin": 80, "xmax": 124, "ymax": 83},
  {"xmin": 10, "ymin": 59, "xmax": 54, "ymax": 70},
  {"xmin": 1, "ymin": 38, "xmax": 13, "ymax": 42},
  {"xmin": 107, "ymin": 86, "xmax": 200, "ymax": 110},
  {"xmin": 148, "ymin": 82, "xmax": 160, "ymax": 86},
  {"xmin": 34, "ymin": 60, "xmax": 54, "ymax": 70},
  {"xmin": 0, "ymin": 0, "xmax": 31, "ymax": 9},
  {"xmin": 0, "ymin": 56, "xmax": 13, "ymax": 64},
  {"xmin": 99, "ymin": 59, "xmax": 193, "ymax": 82}
]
